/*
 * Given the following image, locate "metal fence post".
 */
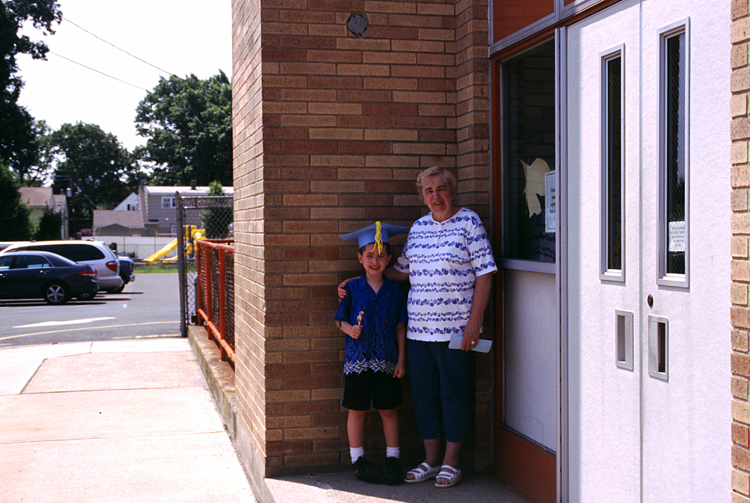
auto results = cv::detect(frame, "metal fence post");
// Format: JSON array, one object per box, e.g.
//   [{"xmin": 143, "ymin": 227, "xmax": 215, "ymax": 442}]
[
  {"xmin": 176, "ymin": 192, "xmax": 187, "ymax": 337},
  {"xmin": 196, "ymin": 241, "xmax": 203, "ymax": 327},
  {"xmin": 218, "ymin": 249, "xmax": 227, "ymax": 361}
]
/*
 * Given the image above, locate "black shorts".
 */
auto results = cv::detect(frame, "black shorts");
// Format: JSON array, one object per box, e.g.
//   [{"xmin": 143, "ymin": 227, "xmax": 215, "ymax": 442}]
[{"xmin": 341, "ymin": 370, "xmax": 403, "ymax": 411}]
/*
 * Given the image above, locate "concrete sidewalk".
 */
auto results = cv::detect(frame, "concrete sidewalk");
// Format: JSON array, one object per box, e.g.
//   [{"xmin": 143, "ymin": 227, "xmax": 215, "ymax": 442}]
[
  {"xmin": 0, "ymin": 338, "xmax": 256, "ymax": 503},
  {"xmin": 0, "ymin": 337, "xmax": 529, "ymax": 503}
]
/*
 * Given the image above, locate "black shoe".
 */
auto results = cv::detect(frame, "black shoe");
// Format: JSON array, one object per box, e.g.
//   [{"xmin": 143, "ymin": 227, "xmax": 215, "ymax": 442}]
[
  {"xmin": 353, "ymin": 456, "xmax": 384, "ymax": 484},
  {"xmin": 384, "ymin": 457, "xmax": 403, "ymax": 486}
]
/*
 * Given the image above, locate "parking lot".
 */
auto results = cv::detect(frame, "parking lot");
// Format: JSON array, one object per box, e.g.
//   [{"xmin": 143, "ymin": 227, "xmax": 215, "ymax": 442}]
[{"xmin": 0, "ymin": 273, "xmax": 181, "ymax": 348}]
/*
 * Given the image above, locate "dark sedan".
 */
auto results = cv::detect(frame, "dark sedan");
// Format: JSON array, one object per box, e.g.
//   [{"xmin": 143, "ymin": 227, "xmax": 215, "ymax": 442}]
[
  {"xmin": 112, "ymin": 255, "xmax": 135, "ymax": 293},
  {"xmin": 0, "ymin": 251, "xmax": 98, "ymax": 305}
]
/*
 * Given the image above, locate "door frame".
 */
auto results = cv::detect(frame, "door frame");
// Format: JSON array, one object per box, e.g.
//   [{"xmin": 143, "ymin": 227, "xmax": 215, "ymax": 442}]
[
  {"xmin": 489, "ymin": 33, "xmax": 562, "ymax": 503},
  {"xmin": 556, "ymin": 26, "xmax": 570, "ymax": 503},
  {"xmin": 490, "ymin": 6, "xmax": 626, "ymax": 503}
]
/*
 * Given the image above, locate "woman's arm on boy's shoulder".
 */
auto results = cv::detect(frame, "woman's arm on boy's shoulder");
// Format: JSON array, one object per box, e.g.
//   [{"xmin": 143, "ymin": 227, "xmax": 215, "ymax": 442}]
[
  {"xmin": 384, "ymin": 266, "xmax": 409, "ymax": 283},
  {"xmin": 337, "ymin": 276, "xmax": 358, "ymax": 299}
]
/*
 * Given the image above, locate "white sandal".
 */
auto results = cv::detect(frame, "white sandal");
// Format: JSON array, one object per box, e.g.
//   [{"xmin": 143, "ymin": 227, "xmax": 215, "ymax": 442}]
[
  {"xmin": 404, "ymin": 462, "xmax": 440, "ymax": 483},
  {"xmin": 435, "ymin": 464, "xmax": 462, "ymax": 488}
]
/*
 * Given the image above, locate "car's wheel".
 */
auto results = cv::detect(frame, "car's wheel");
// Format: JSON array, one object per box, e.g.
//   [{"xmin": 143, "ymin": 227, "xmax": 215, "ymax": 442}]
[
  {"xmin": 44, "ymin": 282, "xmax": 70, "ymax": 305},
  {"xmin": 109, "ymin": 285, "xmax": 125, "ymax": 294}
]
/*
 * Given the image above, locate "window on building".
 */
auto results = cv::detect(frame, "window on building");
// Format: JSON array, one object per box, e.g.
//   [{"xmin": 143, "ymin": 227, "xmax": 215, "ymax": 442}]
[
  {"xmin": 502, "ymin": 40, "xmax": 557, "ymax": 264},
  {"xmin": 602, "ymin": 50, "xmax": 624, "ymax": 278},
  {"xmin": 659, "ymin": 25, "xmax": 688, "ymax": 284},
  {"xmin": 162, "ymin": 197, "xmax": 175, "ymax": 209}
]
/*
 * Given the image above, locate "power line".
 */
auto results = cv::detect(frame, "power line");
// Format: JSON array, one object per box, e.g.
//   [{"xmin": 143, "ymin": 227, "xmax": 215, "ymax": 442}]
[
  {"xmin": 33, "ymin": 2, "xmax": 175, "ymax": 77},
  {"xmin": 62, "ymin": 16, "xmax": 174, "ymax": 77},
  {"xmin": 49, "ymin": 51, "xmax": 148, "ymax": 91}
]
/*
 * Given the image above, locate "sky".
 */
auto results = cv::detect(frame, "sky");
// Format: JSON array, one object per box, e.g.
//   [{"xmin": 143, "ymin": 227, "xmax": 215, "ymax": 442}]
[{"xmin": 17, "ymin": 0, "xmax": 232, "ymax": 152}]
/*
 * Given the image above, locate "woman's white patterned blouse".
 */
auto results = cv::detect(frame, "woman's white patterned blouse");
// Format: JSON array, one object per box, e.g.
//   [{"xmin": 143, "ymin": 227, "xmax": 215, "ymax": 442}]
[{"xmin": 393, "ymin": 207, "xmax": 497, "ymax": 342}]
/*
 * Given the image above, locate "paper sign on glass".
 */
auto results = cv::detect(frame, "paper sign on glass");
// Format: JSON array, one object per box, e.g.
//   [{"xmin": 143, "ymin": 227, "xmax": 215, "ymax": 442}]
[
  {"xmin": 668, "ymin": 221, "xmax": 686, "ymax": 252},
  {"xmin": 545, "ymin": 170, "xmax": 556, "ymax": 234}
]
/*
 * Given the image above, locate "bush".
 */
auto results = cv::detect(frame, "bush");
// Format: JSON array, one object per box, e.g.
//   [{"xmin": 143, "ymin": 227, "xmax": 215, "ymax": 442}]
[
  {"xmin": 0, "ymin": 162, "xmax": 33, "ymax": 240},
  {"xmin": 34, "ymin": 205, "xmax": 63, "ymax": 240}
]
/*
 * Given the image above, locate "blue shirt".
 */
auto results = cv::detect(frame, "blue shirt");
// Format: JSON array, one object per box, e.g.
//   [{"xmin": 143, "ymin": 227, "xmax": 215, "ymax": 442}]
[{"xmin": 334, "ymin": 275, "xmax": 408, "ymax": 375}]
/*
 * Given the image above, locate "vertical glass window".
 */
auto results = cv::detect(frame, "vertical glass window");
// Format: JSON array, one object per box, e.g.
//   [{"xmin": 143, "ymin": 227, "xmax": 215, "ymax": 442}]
[
  {"xmin": 661, "ymin": 30, "xmax": 687, "ymax": 278},
  {"xmin": 604, "ymin": 54, "xmax": 623, "ymax": 274},
  {"xmin": 502, "ymin": 40, "xmax": 556, "ymax": 263}
]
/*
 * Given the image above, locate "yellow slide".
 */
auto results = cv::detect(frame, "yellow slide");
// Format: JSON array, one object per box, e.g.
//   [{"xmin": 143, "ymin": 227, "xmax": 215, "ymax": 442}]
[
  {"xmin": 143, "ymin": 227, "xmax": 205, "ymax": 264},
  {"xmin": 143, "ymin": 239, "xmax": 178, "ymax": 264}
]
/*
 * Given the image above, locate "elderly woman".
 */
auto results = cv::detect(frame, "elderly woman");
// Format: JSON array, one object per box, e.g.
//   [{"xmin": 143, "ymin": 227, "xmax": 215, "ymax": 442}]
[{"xmin": 339, "ymin": 166, "xmax": 496, "ymax": 488}]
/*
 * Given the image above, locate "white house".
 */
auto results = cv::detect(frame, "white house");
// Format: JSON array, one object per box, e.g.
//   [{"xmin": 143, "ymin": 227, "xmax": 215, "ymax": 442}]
[{"xmin": 113, "ymin": 192, "xmax": 139, "ymax": 211}]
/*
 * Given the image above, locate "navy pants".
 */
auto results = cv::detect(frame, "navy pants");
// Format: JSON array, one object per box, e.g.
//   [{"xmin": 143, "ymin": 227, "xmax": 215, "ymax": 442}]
[{"xmin": 407, "ymin": 339, "xmax": 474, "ymax": 443}]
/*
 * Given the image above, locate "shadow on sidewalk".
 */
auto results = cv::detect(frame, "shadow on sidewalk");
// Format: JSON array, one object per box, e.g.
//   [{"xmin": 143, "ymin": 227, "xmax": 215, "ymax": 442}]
[{"xmin": 188, "ymin": 326, "xmax": 530, "ymax": 503}]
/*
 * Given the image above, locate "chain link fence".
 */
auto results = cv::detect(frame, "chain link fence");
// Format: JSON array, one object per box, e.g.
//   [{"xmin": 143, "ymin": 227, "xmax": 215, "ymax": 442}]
[{"xmin": 176, "ymin": 194, "xmax": 234, "ymax": 342}]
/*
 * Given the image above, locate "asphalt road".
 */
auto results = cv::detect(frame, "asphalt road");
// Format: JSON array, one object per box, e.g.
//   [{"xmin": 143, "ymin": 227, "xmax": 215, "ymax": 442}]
[{"xmin": 0, "ymin": 273, "xmax": 182, "ymax": 348}]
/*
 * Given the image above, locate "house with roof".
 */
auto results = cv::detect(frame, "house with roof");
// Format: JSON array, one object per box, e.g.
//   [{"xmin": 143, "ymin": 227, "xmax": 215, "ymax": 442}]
[
  {"xmin": 113, "ymin": 192, "xmax": 139, "ymax": 212},
  {"xmin": 225, "ymin": 0, "xmax": 740, "ymax": 501},
  {"xmin": 138, "ymin": 185, "xmax": 234, "ymax": 237},
  {"xmin": 92, "ymin": 210, "xmax": 145, "ymax": 237},
  {"xmin": 19, "ymin": 186, "xmax": 54, "ymax": 223},
  {"xmin": 18, "ymin": 186, "xmax": 68, "ymax": 239}
]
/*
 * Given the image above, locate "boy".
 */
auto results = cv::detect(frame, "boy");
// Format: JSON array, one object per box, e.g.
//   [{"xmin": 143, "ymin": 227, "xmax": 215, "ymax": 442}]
[{"xmin": 335, "ymin": 222, "xmax": 409, "ymax": 485}]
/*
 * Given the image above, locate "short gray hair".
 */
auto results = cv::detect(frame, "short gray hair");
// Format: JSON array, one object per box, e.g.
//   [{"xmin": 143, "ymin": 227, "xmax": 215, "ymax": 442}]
[{"xmin": 415, "ymin": 166, "xmax": 457, "ymax": 198}]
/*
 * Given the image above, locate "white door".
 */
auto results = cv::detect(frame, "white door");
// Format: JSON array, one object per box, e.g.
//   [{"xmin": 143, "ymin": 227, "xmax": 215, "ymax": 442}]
[{"xmin": 565, "ymin": 0, "xmax": 730, "ymax": 501}]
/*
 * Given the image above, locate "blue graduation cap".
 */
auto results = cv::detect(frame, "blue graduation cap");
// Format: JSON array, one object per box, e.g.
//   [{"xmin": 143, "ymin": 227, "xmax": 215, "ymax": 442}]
[{"xmin": 338, "ymin": 222, "xmax": 410, "ymax": 253}]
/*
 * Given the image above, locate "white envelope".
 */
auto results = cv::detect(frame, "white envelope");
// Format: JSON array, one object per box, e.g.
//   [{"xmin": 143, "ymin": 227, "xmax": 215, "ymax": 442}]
[{"xmin": 448, "ymin": 334, "xmax": 492, "ymax": 353}]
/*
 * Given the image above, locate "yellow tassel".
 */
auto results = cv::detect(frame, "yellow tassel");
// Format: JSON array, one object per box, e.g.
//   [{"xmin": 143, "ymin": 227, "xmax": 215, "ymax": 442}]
[{"xmin": 375, "ymin": 221, "xmax": 383, "ymax": 254}]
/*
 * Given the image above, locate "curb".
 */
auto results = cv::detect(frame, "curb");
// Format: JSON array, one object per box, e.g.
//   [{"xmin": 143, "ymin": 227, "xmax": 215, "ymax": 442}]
[{"xmin": 188, "ymin": 326, "xmax": 237, "ymax": 440}]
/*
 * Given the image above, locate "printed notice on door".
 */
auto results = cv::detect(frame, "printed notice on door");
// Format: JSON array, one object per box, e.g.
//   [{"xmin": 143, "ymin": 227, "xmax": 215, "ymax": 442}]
[
  {"xmin": 545, "ymin": 170, "xmax": 556, "ymax": 234},
  {"xmin": 669, "ymin": 221, "xmax": 686, "ymax": 252}
]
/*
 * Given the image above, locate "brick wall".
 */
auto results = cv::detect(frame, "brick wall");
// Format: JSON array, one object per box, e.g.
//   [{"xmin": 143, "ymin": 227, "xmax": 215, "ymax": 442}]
[
  {"xmin": 232, "ymin": 0, "xmax": 270, "ymax": 485},
  {"xmin": 733, "ymin": 0, "xmax": 750, "ymax": 500},
  {"xmin": 232, "ymin": 0, "xmax": 491, "ymax": 477},
  {"xmin": 454, "ymin": 0, "xmax": 492, "ymax": 471}
]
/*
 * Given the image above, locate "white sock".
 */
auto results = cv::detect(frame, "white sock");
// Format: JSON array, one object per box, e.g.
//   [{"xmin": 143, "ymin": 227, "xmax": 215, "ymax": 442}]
[
  {"xmin": 350, "ymin": 446, "xmax": 365, "ymax": 463},
  {"xmin": 386, "ymin": 446, "xmax": 400, "ymax": 459}
]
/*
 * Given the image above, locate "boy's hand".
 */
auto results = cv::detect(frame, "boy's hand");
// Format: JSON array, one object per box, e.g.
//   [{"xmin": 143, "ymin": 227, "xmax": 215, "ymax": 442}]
[
  {"xmin": 393, "ymin": 360, "xmax": 406, "ymax": 378},
  {"xmin": 350, "ymin": 325, "xmax": 362, "ymax": 339}
]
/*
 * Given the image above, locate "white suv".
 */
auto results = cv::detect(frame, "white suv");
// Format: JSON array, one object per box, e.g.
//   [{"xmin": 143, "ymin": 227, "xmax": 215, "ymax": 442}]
[{"xmin": 0, "ymin": 240, "xmax": 124, "ymax": 293}]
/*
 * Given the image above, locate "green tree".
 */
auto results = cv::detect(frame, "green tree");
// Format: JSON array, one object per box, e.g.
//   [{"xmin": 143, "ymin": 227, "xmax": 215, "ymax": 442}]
[
  {"xmin": 18, "ymin": 119, "xmax": 54, "ymax": 186},
  {"xmin": 200, "ymin": 181, "xmax": 232, "ymax": 239},
  {"xmin": 0, "ymin": 0, "xmax": 61, "ymax": 179},
  {"xmin": 0, "ymin": 160, "xmax": 33, "ymax": 240},
  {"xmin": 34, "ymin": 204, "xmax": 62, "ymax": 240},
  {"xmin": 135, "ymin": 72, "xmax": 232, "ymax": 186},
  {"xmin": 48, "ymin": 122, "xmax": 137, "ymax": 232}
]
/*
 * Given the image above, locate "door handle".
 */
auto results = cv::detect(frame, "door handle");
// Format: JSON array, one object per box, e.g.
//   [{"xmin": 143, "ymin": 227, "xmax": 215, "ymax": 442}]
[
  {"xmin": 616, "ymin": 310, "xmax": 634, "ymax": 370},
  {"xmin": 648, "ymin": 315, "xmax": 669, "ymax": 381}
]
